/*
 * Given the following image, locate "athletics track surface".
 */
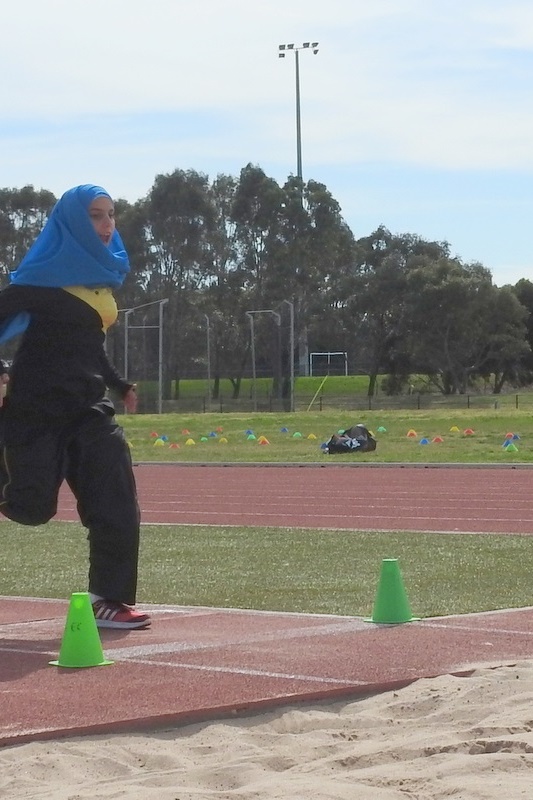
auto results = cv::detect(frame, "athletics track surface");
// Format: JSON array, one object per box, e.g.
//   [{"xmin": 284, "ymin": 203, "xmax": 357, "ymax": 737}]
[{"xmin": 2, "ymin": 463, "xmax": 533, "ymax": 747}]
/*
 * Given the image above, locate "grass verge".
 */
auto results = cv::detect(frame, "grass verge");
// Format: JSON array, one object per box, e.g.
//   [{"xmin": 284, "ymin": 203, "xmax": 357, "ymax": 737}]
[
  {"xmin": 2, "ymin": 521, "xmax": 532, "ymax": 618},
  {"xmin": 120, "ymin": 409, "xmax": 533, "ymax": 463}
]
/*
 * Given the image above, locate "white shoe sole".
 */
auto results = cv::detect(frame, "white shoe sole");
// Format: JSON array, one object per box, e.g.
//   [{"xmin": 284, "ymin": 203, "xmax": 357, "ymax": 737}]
[{"xmin": 94, "ymin": 618, "xmax": 151, "ymax": 630}]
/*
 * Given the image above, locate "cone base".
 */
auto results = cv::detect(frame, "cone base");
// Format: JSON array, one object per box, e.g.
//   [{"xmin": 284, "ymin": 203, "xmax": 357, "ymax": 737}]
[{"xmin": 49, "ymin": 659, "xmax": 114, "ymax": 668}]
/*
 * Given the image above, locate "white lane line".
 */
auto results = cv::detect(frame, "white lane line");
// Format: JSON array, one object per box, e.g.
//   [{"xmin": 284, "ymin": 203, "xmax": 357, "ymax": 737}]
[{"xmin": 107, "ymin": 657, "xmax": 363, "ymax": 685}]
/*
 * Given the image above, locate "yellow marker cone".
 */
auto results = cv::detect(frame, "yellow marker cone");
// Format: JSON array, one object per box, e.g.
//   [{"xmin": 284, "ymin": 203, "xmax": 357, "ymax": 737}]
[
  {"xmin": 50, "ymin": 592, "xmax": 113, "ymax": 668},
  {"xmin": 366, "ymin": 559, "xmax": 419, "ymax": 624}
]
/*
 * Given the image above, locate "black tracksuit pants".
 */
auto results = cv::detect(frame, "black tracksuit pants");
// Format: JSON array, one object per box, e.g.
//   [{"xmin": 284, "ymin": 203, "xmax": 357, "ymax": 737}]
[{"xmin": 0, "ymin": 410, "xmax": 140, "ymax": 604}]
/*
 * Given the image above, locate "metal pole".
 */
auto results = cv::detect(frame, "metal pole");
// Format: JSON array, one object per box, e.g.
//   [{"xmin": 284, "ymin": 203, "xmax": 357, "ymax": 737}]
[
  {"xmin": 247, "ymin": 309, "xmax": 286, "ymax": 411},
  {"xmin": 279, "ymin": 43, "xmax": 318, "ymax": 185},
  {"xmin": 271, "ymin": 312, "xmax": 281, "ymax": 406},
  {"xmin": 120, "ymin": 299, "xmax": 169, "ymax": 413},
  {"xmin": 205, "ymin": 314, "xmax": 211, "ymax": 408},
  {"xmin": 280, "ymin": 299, "xmax": 295, "ymax": 412},
  {"xmin": 288, "ymin": 300, "xmax": 295, "ymax": 412},
  {"xmin": 246, "ymin": 312, "xmax": 257, "ymax": 412},
  {"xmin": 124, "ymin": 310, "xmax": 132, "ymax": 382},
  {"xmin": 250, "ymin": 314, "xmax": 257, "ymax": 412},
  {"xmin": 158, "ymin": 299, "xmax": 169, "ymax": 414},
  {"xmin": 295, "ymin": 49, "xmax": 302, "ymax": 182}
]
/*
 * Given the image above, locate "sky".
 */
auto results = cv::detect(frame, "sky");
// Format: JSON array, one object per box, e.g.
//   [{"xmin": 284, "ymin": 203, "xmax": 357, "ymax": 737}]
[{"xmin": 2, "ymin": 0, "xmax": 533, "ymax": 287}]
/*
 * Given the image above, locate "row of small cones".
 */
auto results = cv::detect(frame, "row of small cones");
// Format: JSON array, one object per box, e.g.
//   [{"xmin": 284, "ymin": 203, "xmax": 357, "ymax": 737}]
[{"xmin": 50, "ymin": 560, "xmax": 416, "ymax": 669}]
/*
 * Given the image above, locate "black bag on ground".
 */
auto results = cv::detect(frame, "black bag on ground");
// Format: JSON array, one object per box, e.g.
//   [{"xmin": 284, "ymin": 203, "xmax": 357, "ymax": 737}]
[{"xmin": 325, "ymin": 423, "xmax": 377, "ymax": 454}]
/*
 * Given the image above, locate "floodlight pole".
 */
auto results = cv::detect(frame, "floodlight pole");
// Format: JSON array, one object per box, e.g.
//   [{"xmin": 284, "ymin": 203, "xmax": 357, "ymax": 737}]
[
  {"xmin": 294, "ymin": 48, "xmax": 302, "ymax": 181},
  {"xmin": 278, "ymin": 41, "xmax": 319, "ymax": 185}
]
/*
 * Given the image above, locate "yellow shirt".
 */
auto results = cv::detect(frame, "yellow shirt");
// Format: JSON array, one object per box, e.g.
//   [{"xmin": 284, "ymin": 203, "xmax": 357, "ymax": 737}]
[{"xmin": 62, "ymin": 286, "xmax": 118, "ymax": 332}]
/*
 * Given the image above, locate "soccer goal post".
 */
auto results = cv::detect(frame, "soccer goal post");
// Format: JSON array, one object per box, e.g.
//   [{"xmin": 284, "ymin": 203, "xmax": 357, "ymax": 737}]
[{"xmin": 309, "ymin": 351, "xmax": 348, "ymax": 377}]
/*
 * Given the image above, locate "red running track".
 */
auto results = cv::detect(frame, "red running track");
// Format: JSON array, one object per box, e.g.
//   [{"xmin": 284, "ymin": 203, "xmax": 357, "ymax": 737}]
[
  {"xmin": 57, "ymin": 463, "xmax": 533, "ymax": 534},
  {"xmin": 4, "ymin": 463, "xmax": 533, "ymax": 747}
]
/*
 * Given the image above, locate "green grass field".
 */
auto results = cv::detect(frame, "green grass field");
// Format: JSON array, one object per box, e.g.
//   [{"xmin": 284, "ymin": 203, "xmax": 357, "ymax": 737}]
[
  {"xmin": 120, "ymin": 408, "xmax": 532, "ymax": 463},
  {"xmin": 2, "ymin": 522, "xmax": 532, "ymax": 618},
  {"xmin": 170, "ymin": 375, "xmax": 373, "ymax": 399},
  {"xmin": 2, "ymin": 408, "xmax": 533, "ymax": 619}
]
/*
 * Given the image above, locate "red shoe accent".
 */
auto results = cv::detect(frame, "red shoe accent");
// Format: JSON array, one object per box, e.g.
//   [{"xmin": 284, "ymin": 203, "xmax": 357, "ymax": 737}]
[{"xmin": 92, "ymin": 600, "xmax": 151, "ymax": 629}]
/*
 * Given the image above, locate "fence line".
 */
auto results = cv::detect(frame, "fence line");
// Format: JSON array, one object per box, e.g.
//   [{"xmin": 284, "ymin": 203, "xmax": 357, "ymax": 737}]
[{"xmin": 134, "ymin": 392, "xmax": 533, "ymax": 414}]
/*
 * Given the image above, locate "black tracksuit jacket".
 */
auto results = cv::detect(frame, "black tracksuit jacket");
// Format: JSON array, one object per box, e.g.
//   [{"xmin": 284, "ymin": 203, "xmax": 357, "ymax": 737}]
[{"xmin": 0, "ymin": 284, "xmax": 130, "ymax": 422}]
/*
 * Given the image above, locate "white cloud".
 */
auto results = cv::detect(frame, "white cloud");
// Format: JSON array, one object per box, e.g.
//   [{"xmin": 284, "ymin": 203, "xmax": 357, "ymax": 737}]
[
  {"xmin": 3, "ymin": 0, "xmax": 533, "ymax": 283},
  {"xmin": 3, "ymin": 0, "xmax": 533, "ymax": 171}
]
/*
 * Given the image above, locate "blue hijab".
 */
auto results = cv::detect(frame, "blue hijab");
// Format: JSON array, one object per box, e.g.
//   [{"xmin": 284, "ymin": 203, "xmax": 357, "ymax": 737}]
[{"xmin": 0, "ymin": 184, "xmax": 130, "ymax": 342}]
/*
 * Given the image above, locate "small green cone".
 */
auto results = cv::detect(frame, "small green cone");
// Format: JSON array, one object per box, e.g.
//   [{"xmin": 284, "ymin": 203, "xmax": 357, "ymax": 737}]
[
  {"xmin": 366, "ymin": 559, "xmax": 419, "ymax": 624},
  {"xmin": 50, "ymin": 592, "xmax": 113, "ymax": 668}
]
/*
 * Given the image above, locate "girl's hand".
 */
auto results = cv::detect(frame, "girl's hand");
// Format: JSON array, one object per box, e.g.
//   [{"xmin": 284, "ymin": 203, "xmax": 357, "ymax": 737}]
[
  {"xmin": 0, "ymin": 372, "xmax": 9, "ymax": 407},
  {"xmin": 123, "ymin": 384, "xmax": 138, "ymax": 414}
]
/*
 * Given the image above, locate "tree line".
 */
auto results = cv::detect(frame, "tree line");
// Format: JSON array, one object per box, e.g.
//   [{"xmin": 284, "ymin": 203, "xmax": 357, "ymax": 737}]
[{"xmin": 1, "ymin": 166, "xmax": 532, "ymax": 399}]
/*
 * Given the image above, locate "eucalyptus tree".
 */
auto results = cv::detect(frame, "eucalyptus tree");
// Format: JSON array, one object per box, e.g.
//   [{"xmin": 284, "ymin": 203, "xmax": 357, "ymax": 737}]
[
  {"xmin": 231, "ymin": 163, "xmax": 284, "ymax": 303},
  {"xmin": 0, "ymin": 186, "xmax": 56, "ymax": 361},
  {"xmin": 478, "ymin": 285, "xmax": 530, "ymax": 392},
  {"xmin": 0, "ymin": 186, "xmax": 56, "ymax": 281},
  {"xmin": 202, "ymin": 174, "xmax": 250, "ymax": 399},
  {"xmin": 405, "ymin": 259, "xmax": 528, "ymax": 393},
  {"xmin": 229, "ymin": 164, "xmax": 285, "ymax": 396},
  {"xmin": 273, "ymin": 176, "xmax": 357, "ymax": 376},
  {"xmin": 330, "ymin": 226, "xmax": 444, "ymax": 395},
  {"xmin": 510, "ymin": 279, "xmax": 533, "ymax": 380},
  {"xmin": 140, "ymin": 169, "xmax": 217, "ymax": 394},
  {"xmin": 104, "ymin": 197, "xmax": 153, "ymax": 373}
]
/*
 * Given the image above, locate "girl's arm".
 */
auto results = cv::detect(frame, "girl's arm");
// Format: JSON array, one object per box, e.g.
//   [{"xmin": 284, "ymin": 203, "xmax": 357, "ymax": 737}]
[{"xmin": 99, "ymin": 349, "xmax": 138, "ymax": 413}]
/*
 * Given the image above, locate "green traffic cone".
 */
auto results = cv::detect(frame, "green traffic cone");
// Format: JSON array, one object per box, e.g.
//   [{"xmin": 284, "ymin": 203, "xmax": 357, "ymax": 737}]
[
  {"xmin": 50, "ymin": 592, "xmax": 113, "ymax": 668},
  {"xmin": 366, "ymin": 559, "xmax": 419, "ymax": 624}
]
